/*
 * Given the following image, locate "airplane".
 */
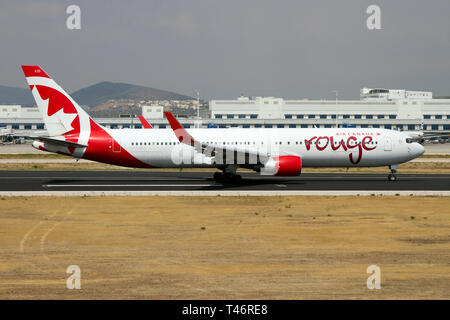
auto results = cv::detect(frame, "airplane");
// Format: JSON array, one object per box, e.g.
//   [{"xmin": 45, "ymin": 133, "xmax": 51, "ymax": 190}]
[
  {"xmin": 0, "ymin": 127, "xmax": 13, "ymax": 136},
  {"xmin": 403, "ymin": 131, "xmax": 424, "ymax": 140},
  {"xmin": 22, "ymin": 65, "xmax": 425, "ymax": 182},
  {"xmin": 0, "ymin": 127, "xmax": 14, "ymax": 142},
  {"xmin": 404, "ymin": 130, "xmax": 450, "ymax": 144}
]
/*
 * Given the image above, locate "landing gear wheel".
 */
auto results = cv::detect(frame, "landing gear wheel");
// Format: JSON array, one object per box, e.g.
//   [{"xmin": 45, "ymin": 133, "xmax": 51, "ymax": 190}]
[
  {"xmin": 388, "ymin": 174, "xmax": 397, "ymax": 181},
  {"xmin": 223, "ymin": 173, "xmax": 242, "ymax": 184},
  {"xmin": 213, "ymin": 172, "xmax": 225, "ymax": 182},
  {"xmin": 213, "ymin": 172, "xmax": 242, "ymax": 184},
  {"xmin": 231, "ymin": 175, "xmax": 242, "ymax": 184},
  {"xmin": 387, "ymin": 167, "xmax": 398, "ymax": 181}
]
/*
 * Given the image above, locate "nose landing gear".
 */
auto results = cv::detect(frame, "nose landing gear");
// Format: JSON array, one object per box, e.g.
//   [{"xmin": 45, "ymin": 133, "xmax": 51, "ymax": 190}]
[
  {"xmin": 387, "ymin": 164, "xmax": 399, "ymax": 181},
  {"xmin": 388, "ymin": 172, "xmax": 397, "ymax": 181}
]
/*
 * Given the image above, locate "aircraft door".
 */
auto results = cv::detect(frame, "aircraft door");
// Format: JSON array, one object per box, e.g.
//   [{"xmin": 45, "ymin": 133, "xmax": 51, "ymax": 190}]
[
  {"xmin": 112, "ymin": 138, "xmax": 121, "ymax": 153},
  {"xmin": 384, "ymin": 136, "xmax": 392, "ymax": 151}
]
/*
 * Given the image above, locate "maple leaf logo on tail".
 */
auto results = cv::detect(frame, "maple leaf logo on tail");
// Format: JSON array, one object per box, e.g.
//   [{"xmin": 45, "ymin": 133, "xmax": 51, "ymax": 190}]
[
  {"xmin": 21, "ymin": 65, "xmax": 156, "ymax": 168},
  {"xmin": 21, "ymin": 65, "xmax": 95, "ymax": 151}
]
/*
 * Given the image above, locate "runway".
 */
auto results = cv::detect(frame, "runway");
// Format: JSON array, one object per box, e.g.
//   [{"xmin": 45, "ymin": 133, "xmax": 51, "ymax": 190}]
[{"xmin": 0, "ymin": 171, "xmax": 449, "ymax": 195}]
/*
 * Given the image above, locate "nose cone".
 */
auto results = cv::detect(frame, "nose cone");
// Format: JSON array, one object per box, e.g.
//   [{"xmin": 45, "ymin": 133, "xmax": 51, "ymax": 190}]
[
  {"xmin": 410, "ymin": 142, "xmax": 425, "ymax": 159},
  {"xmin": 32, "ymin": 140, "xmax": 42, "ymax": 150}
]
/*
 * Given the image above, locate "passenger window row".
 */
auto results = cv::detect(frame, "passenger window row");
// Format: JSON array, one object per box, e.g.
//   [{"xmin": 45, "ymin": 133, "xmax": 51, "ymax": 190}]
[
  {"xmin": 131, "ymin": 141, "xmax": 180, "ymax": 146},
  {"xmin": 131, "ymin": 140, "xmax": 377, "ymax": 146}
]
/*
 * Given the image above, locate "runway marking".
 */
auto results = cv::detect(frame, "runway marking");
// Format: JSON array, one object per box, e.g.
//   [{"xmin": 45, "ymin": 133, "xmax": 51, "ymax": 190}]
[{"xmin": 43, "ymin": 184, "xmax": 216, "ymax": 188}]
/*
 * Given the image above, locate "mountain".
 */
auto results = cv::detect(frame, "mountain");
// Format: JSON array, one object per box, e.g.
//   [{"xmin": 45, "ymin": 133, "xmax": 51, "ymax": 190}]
[
  {"xmin": 71, "ymin": 82, "xmax": 193, "ymax": 107},
  {"xmin": 0, "ymin": 85, "xmax": 34, "ymax": 105},
  {"xmin": 0, "ymin": 82, "xmax": 193, "ymax": 107}
]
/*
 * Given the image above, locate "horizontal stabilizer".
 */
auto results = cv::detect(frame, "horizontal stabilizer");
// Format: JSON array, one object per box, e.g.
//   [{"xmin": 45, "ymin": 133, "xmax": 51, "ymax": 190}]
[{"xmin": 32, "ymin": 136, "xmax": 88, "ymax": 148}]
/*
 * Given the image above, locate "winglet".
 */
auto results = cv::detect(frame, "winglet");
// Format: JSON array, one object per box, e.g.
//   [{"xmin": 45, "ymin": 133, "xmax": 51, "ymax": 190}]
[
  {"xmin": 164, "ymin": 112, "xmax": 195, "ymax": 145},
  {"xmin": 138, "ymin": 115, "xmax": 153, "ymax": 129}
]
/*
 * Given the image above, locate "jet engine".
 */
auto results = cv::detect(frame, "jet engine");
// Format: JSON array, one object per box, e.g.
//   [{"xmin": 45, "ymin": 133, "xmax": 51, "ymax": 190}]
[{"xmin": 260, "ymin": 155, "xmax": 302, "ymax": 176}]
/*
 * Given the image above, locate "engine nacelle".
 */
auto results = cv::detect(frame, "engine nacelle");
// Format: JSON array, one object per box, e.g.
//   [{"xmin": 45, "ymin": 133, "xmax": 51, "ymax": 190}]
[{"xmin": 260, "ymin": 155, "xmax": 302, "ymax": 176}]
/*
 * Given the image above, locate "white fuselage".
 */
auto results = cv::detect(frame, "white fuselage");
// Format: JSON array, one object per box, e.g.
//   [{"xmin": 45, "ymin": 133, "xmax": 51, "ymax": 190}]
[
  {"xmin": 22, "ymin": 65, "xmax": 425, "ymax": 173},
  {"xmin": 106, "ymin": 127, "xmax": 424, "ymax": 168}
]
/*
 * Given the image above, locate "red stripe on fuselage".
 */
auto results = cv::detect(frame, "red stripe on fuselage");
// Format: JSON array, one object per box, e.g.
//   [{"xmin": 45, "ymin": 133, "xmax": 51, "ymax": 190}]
[{"xmin": 81, "ymin": 119, "xmax": 153, "ymax": 168}]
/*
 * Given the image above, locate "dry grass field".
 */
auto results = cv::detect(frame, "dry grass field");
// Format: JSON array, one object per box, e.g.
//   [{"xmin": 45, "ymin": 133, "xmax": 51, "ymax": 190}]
[{"xmin": 0, "ymin": 196, "xmax": 449, "ymax": 299}]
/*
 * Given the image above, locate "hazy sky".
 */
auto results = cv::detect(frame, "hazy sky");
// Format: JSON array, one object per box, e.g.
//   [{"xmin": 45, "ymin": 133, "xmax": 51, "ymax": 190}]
[{"xmin": 1, "ymin": 0, "xmax": 449, "ymax": 99}]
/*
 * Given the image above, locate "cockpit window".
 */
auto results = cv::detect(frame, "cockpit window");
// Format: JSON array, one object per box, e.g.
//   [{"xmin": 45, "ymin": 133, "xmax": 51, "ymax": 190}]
[{"xmin": 406, "ymin": 138, "xmax": 413, "ymax": 144}]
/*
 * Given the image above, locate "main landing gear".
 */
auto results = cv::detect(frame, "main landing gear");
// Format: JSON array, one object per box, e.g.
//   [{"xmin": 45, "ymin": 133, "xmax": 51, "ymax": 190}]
[
  {"xmin": 213, "ymin": 172, "xmax": 242, "ymax": 184},
  {"xmin": 213, "ymin": 166, "xmax": 242, "ymax": 184},
  {"xmin": 387, "ymin": 164, "xmax": 399, "ymax": 181}
]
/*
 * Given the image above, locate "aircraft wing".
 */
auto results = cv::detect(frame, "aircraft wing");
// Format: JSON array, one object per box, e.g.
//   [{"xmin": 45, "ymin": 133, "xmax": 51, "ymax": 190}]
[{"xmin": 164, "ymin": 112, "xmax": 269, "ymax": 165}]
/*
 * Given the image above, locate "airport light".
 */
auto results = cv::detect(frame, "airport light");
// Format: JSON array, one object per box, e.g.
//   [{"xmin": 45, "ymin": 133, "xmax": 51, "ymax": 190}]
[
  {"xmin": 332, "ymin": 90, "xmax": 339, "ymax": 128},
  {"xmin": 194, "ymin": 89, "xmax": 200, "ymax": 128}
]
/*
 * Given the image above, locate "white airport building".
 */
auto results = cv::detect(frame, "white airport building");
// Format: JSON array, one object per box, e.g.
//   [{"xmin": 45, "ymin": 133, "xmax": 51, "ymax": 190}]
[
  {"xmin": 1, "ymin": 88, "xmax": 449, "ymax": 134},
  {"xmin": 208, "ymin": 88, "xmax": 449, "ymax": 132}
]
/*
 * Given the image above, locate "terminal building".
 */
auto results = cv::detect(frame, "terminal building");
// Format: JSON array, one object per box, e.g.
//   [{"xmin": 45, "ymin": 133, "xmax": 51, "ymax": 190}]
[
  {"xmin": 1, "ymin": 88, "xmax": 449, "ymax": 134},
  {"xmin": 208, "ymin": 88, "xmax": 449, "ymax": 132}
]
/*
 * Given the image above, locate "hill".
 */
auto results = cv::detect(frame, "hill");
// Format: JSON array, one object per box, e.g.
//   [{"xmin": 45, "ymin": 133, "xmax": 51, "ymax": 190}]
[
  {"xmin": 0, "ymin": 82, "xmax": 193, "ymax": 107},
  {"xmin": 0, "ymin": 85, "xmax": 34, "ymax": 105},
  {"xmin": 71, "ymin": 82, "xmax": 193, "ymax": 107}
]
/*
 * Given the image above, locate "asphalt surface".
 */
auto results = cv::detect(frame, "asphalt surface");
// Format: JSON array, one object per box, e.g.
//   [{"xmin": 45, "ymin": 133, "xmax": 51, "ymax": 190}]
[{"xmin": 0, "ymin": 170, "xmax": 449, "ymax": 192}]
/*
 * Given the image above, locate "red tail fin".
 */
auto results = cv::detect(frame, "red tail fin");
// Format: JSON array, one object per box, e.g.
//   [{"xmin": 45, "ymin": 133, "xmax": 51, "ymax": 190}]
[{"xmin": 138, "ymin": 115, "xmax": 153, "ymax": 129}]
